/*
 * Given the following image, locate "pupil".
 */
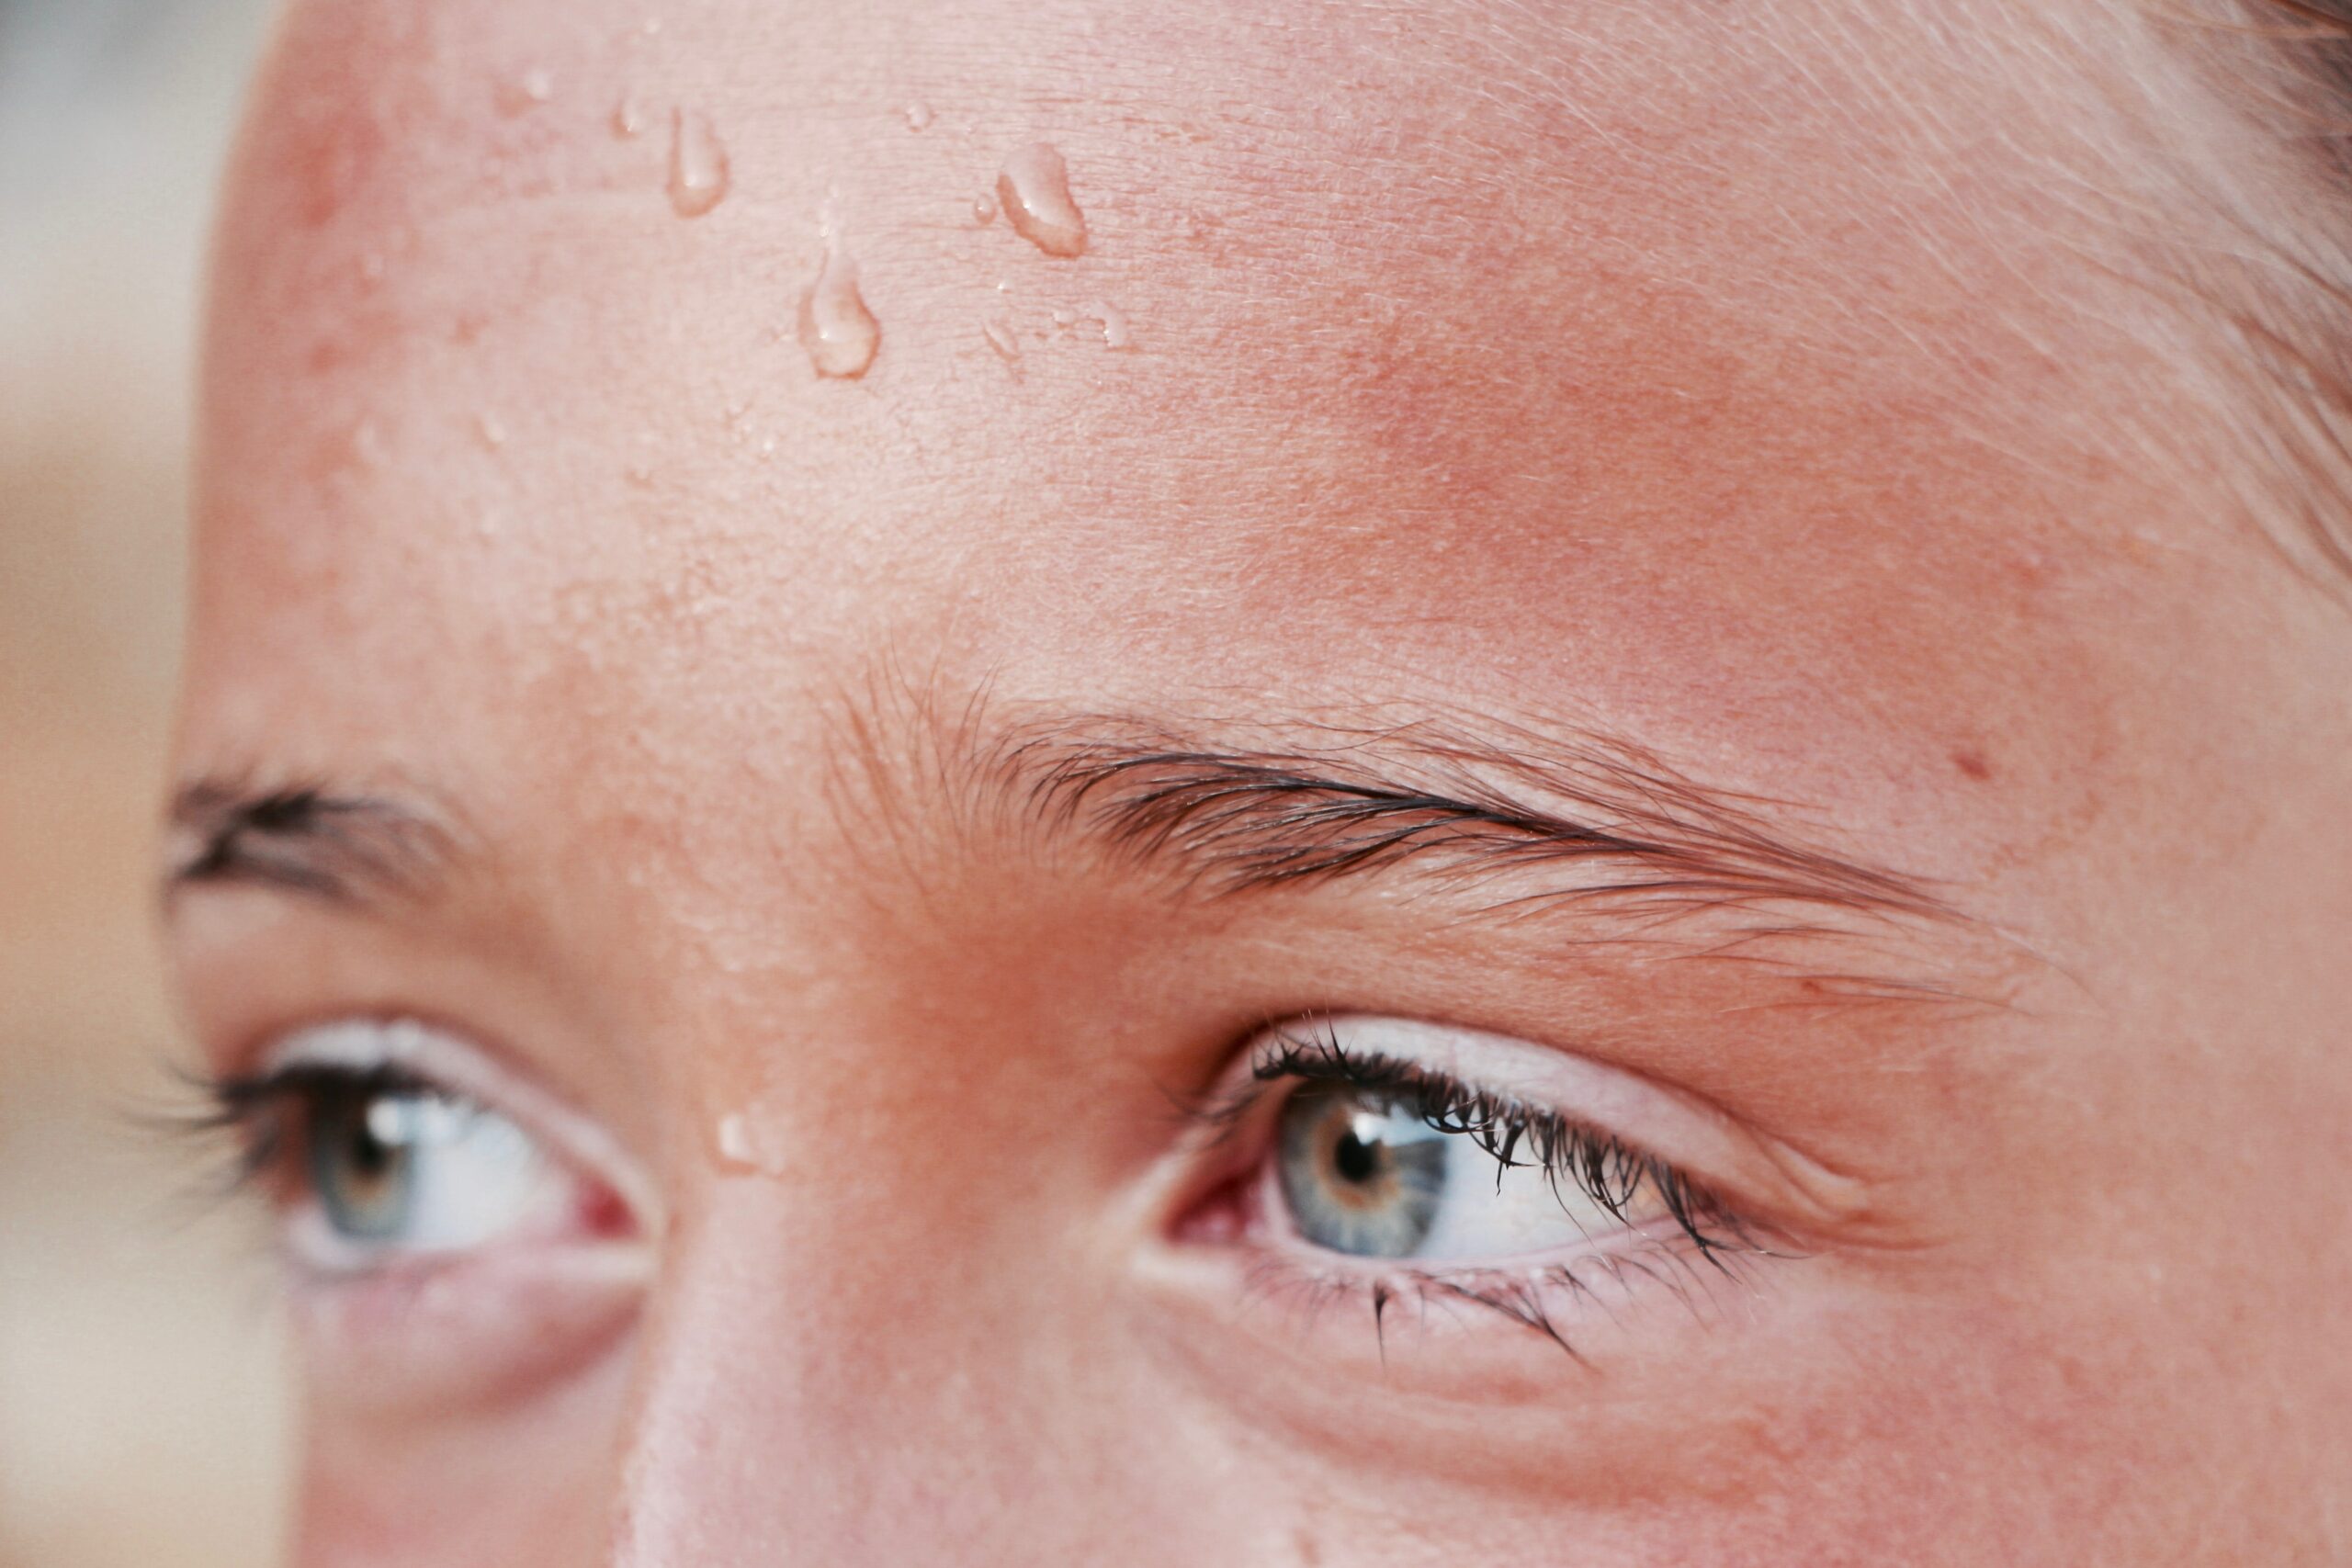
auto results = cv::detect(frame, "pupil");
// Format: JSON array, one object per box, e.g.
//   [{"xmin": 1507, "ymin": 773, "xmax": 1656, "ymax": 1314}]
[
  {"xmin": 1275, "ymin": 1085, "xmax": 1445, "ymax": 1258},
  {"xmin": 310, "ymin": 1088, "xmax": 418, "ymax": 1239},
  {"xmin": 349, "ymin": 1117, "xmax": 393, "ymax": 1178}
]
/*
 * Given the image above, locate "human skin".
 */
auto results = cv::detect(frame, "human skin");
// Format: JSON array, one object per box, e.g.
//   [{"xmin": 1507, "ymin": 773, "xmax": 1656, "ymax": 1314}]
[{"xmin": 169, "ymin": 0, "xmax": 2352, "ymax": 1562}]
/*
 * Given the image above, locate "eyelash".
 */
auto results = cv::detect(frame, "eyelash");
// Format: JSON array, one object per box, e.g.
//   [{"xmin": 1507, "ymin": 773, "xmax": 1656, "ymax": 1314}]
[
  {"xmin": 1199, "ymin": 1024, "xmax": 1766, "ymax": 1352},
  {"xmin": 183, "ymin": 1030, "xmax": 1769, "ymax": 1355},
  {"xmin": 190, "ymin": 1061, "xmax": 435, "ymax": 1197}
]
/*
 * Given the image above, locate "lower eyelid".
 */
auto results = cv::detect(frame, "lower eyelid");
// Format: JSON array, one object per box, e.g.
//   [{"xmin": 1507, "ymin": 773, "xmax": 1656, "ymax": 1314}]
[
  {"xmin": 294, "ymin": 1243, "xmax": 653, "ymax": 1416},
  {"xmin": 1221, "ymin": 1217, "xmax": 1773, "ymax": 1379}
]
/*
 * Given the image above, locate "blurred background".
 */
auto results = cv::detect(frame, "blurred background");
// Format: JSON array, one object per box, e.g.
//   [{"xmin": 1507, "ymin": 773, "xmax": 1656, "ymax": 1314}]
[{"xmin": 0, "ymin": 0, "xmax": 288, "ymax": 1563}]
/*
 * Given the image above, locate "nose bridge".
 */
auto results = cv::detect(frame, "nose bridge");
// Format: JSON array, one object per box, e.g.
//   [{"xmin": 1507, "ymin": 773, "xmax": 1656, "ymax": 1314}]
[
  {"xmin": 605, "ymin": 1174, "xmax": 1084, "ymax": 1566},
  {"xmin": 605, "ymin": 1180, "xmax": 907, "ymax": 1564}
]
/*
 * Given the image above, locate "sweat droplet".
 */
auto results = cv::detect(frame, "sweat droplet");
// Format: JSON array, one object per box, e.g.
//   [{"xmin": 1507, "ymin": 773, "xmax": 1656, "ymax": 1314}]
[
  {"xmin": 715, "ymin": 1112, "xmax": 787, "ymax": 1176},
  {"xmin": 612, "ymin": 94, "xmax": 646, "ymax": 139},
  {"xmin": 798, "ymin": 246, "xmax": 880, "ymax": 379},
  {"xmin": 996, "ymin": 142, "xmax": 1087, "ymax": 257},
  {"xmin": 350, "ymin": 418, "xmax": 387, "ymax": 471},
  {"xmin": 496, "ymin": 66, "xmax": 554, "ymax": 117},
  {"xmin": 1088, "ymin": 299, "xmax": 1133, "ymax": 350},
  {"xmin": 718, "ymin": 1114, "xmax": 750, "ymax": 1165},
  {"xmin": 982, "ymin": 317, "xmax": 1022, "ymax": 368},
  {"xmin": 903, "ymin": 101, "xmax": 934, "ymax": 132},
  {"xmin": 706, "ymin": 1109, "xmax": 799, "ymax": 1170},
  {"xmin": 971, "ymin": 193, "xmax": 997, "ymax": 226},
  {"xmin": 667, "ymin": 109, "xmax": 729, "ymax": 217}
]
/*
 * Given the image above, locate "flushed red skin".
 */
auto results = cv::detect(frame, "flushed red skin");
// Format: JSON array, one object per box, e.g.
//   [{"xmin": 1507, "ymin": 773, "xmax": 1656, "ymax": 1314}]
[{"xmin": 177, "ymin": 1, "xmax": 2352, "ymax": 1562}]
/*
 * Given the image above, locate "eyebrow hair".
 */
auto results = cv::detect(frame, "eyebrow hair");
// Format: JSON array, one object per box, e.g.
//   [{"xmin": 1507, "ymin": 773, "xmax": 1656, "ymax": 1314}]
[
  {"xmin": 167, "ymin": 706, "xmax": 1961, "ymax": 953},
  {"xmin": 165, "ymin": 780, "xmax": 456, "ymax": 907},
  {"xmin": 997, "ymin": 715, "xmax": 1955, "ymax": 931}
]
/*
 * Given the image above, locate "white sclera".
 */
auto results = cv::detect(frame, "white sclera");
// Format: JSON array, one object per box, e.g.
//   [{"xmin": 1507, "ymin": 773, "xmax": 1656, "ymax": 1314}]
[{"xmin": 360, "ymin": 1097, "xmax": 557, "ymax": 1253}]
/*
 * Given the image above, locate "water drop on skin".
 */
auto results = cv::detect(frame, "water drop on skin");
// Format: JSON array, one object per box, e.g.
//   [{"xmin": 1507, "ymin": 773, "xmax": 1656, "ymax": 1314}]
[
  {"xmin": 474, "ymin": 412, "xmax": 508, "ymax": 449},
  {"xmin": 497, "ymin": 66, "xmax": 554, "ymax": 117},
  {"xmin": 971, "ymin": 193, "xmax": 998, "ymax": 226},
  {"xmin": 667, "ymin": 109, "xmax": 729, "ymax": 218},
  {"xmin": 715, "ymin": 1113, "xmax": 759, "ymax": 1173},
  {"xmin": 982, "ymin": 317, "xmax": 1023, "ymax": 369},
  {"xmin": 714, "ymin": 1108, "xmax": 799, "ymax": 1177},
  {"xmin": 1088, "ymin": 299, "xmax": 1134, "ymax": 350},
  {"xmin": 612, "ymin": 94, "xmax": 646, "ymax": 139},
  {"xmin": 350, "ymin": 418, "xmax": 387, "ymax": 472},
  {"xmin": 903, "ymin": 101, "xmax": 934, "ymax": 132},
  {"xmin": 996, "ymin": 142, "xmax": 1087, "ymax": 258},
  {"xmin": 797, "ymin": 245, "xmax": 880, "ymax": 379}
]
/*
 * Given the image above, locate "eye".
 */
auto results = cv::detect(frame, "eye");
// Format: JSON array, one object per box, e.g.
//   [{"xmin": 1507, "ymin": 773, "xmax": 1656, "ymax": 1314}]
[
  {"xmin": 1165, "ymin": 1017, "xmax": 1856, "ymax": 1365},
  {"xmin": 1238, "ymin": 1018, "xmax": 1737, "ymax": 1269},
  {"xmin": 301, "ymin": 1073, "xmax": 556, "ymax": 1258},
  {"xmin": 209, "ymin": 1019, "xmax": 639, "ymax": 1276},
  {"xmin": 1273, "ymin": 1080, "xmax": 1664, "ymax": 1262},
  {"xmin": 192, "ymin": 1018, "xmax": 651, "ymax": 1414}
]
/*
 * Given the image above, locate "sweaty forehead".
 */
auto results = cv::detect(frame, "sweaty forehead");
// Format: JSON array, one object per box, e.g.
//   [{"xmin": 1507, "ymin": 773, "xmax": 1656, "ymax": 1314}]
[{"xmin": 193, "ymin": 0, "xmax": 2252, "ymax": 890}]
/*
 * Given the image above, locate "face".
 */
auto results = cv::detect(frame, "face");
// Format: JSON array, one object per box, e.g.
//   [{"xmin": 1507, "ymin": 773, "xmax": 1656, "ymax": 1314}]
[{"xmin": 173, "ymin": 1, "xmax": 2352, "ymax": 1562}]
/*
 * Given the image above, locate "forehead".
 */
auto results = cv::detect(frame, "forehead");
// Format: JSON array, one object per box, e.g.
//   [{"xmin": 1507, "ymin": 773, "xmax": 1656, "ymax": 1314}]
[{"xmin": 189, "ymin": 0, "xmax": 2246, "ymax": 891}]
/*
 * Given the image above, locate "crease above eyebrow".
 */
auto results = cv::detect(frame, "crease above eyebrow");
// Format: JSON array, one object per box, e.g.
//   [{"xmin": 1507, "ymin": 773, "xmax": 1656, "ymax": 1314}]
[{"xmin": 164, "ymin": 779, "xmax": 458, "ymax": 909}]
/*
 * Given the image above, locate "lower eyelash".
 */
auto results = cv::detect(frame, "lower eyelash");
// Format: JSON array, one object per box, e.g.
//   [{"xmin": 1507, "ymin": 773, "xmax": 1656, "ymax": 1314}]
[
  {"xmin": 1180, "ymin": 1021, "xmax": 1793, "ymax": 1353},
  {"xmin": 1242, "ymin": 1225, "xmax": 1767, "ymax": 1362}
]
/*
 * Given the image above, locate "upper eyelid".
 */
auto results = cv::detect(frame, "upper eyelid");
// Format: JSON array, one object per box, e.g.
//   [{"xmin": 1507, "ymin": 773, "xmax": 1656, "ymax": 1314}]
[
  {"xmin": 1229, "ymin": 1015, "xmax": 1873, "ymax": 1237},
  {"xmin": 255, "ymin": 1018, "xmax": 663, "ymax": 1231}
]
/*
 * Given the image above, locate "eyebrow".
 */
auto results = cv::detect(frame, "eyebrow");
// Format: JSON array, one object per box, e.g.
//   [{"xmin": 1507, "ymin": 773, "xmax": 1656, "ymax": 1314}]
[
  {"xmin": 167, "ymin": 710, "xmax": 1957, "ymax": 941},
  {"xmin": 998, "ymin": 717, "xmax": 1954, "ymax": 931},
  {"xmin": 165, "ymin": 780, "xmax": 456, "ymax": 907}
]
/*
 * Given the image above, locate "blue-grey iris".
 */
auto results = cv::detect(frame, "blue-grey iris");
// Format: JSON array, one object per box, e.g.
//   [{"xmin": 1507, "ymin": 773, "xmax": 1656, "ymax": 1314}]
[{"xmin": 1275, "ymin": 1083, "xmax": 1453, "ymax": 1258}]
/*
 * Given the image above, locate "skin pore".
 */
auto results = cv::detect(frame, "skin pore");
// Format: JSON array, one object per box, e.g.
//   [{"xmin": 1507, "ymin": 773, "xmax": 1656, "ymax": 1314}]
[{"xmin": 172, "ymin": 0, "xmax": 2352, "ymax": 1562}]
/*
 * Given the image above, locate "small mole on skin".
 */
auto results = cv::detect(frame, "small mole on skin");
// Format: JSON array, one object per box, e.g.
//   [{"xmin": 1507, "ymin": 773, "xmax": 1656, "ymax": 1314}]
[{"xmin": 1951, "ymin": 749, "xmax": 1994, "ymax": 782}]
